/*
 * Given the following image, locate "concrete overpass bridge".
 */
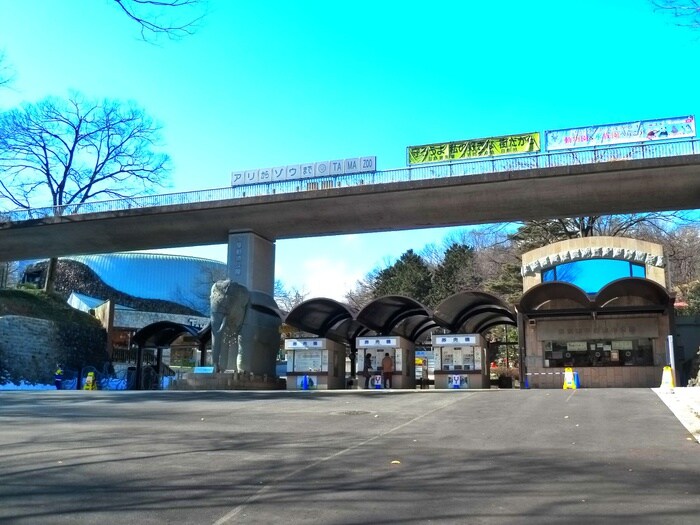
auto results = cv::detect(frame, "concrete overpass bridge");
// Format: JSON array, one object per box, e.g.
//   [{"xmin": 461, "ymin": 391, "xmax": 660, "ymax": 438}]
[{"xmin": 2, "ymin": 139, "xmax": 700, "ymax": 293}]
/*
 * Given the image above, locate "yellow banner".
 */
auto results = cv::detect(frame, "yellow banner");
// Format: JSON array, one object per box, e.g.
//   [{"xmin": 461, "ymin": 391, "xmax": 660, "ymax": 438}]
[{"xmin": 407, "ymin": 132, "xmax": 541, "ymax": 165}]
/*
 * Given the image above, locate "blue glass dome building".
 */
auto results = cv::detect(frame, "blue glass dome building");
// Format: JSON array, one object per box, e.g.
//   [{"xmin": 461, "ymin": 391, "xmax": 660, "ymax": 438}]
[{"xmin": 23, "ymin": 253, "xmax": 227, "ymax": 316}]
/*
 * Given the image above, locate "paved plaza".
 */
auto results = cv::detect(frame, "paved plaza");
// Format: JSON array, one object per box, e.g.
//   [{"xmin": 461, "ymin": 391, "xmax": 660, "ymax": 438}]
[{"xmin": 1, "ymin": 388, "xmax": 699, "ymax": 524}]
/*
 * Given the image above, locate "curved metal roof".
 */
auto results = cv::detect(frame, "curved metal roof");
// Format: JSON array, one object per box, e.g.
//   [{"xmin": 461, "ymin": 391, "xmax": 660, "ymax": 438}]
[
  {"xmin": 285, "ymin": 298, "xmax": 368, "ymax": 344},
  {"xmin": 595, "ymin": 277, "xmax": 672, "ymax": 308},
  {"xmin": 518, "ymin": 278, "xmax": 672, "ymax": 317},
  {"xmin": 433, "ymin": 291, "xmax": 516, "ymax": 333},
  {"xmin": 67, "ymin": 253, "xmax": 226, "ymax": 315},
  {"xmin": 356, "ymin": 295, "xmax": 438, "ymax": 342},
  {"xmin": 518, "ymin": 282, "xmax": 591, "ymax": 312},
  {"xmin": 286, "ymin": 293, "xmax": 517, "ymax": 344},
  {"xmin": 132, "ymin": 321, "xmax": 202, "ymax": 348}
]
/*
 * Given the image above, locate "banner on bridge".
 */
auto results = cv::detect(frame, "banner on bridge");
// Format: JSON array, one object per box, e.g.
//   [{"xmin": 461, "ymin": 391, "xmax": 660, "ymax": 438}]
[
  {"xmin": 545, "ymin": 115, "xmax": 696, "ymax": 151},
  {"xmin": 231, "ymin": 156, "xmax": 377, "ymax": 186},
  {"xmin": 407, "ymin": 132, "xmax": 540, "ymax": 165}
]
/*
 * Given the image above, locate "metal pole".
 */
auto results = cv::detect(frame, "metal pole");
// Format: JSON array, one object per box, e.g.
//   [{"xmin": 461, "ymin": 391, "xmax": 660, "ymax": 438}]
[
  {"xmin": 504, "ymin": 326, "xmax": 509, "ymax": 369},
  {"xmin": 667, "ymin": 335, "xmax": 677, "ymax": 385}
]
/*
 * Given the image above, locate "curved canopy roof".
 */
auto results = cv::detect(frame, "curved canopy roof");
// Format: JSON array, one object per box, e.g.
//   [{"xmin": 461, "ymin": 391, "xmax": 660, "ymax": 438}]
[
  {"xmin": 132, "ymin": 321, "xmax": 202, "ymax": 348},
  {"xmin": 595, "ymin": 277, "xmax": 672, "ymax": 309},
  {"xmin": 433, "ymin": 291, "xmax": 515, "ymax": 333},
  {"xmin": 518, "ymin": 282, "xmax": 591, "ymax": 313},
  {"xmin": 286, "ymin": 293, "xmax": 516, "ymax": 344},
  {"xmin": 519, "ymin": 278, "xmax": 673, "ymax": 316},
  {"xmin": 285, "ymin": 298, "xmax": 369, "ymax": 344},
  {"xmin": 356, "ymin": 295, "xmax": 438, "ymax": 342}
]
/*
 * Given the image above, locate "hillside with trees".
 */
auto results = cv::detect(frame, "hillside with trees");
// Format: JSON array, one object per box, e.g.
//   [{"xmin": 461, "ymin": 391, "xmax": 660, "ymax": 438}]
[{"xmin": 345, "ymin": 213, "xmax": 700, "ymax": 315}]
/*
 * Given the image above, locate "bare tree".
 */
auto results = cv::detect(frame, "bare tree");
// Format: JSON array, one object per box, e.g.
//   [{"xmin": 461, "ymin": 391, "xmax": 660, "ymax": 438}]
[
  {"xmin": 274, "ymin": 279, "xmax": 308, "ymax": 314},
  {"xmin": 653, "ymin": 0, "xmax": 700, "ymax": 28},
  {"xmin": 344, "ymin": 269, "xmax": 380, "ymax": 310},
  {"xmin": 113, "ymin": 0, "xmax": 206, "ymax": 39},
  {"xmin": 508, "ymin": 212, "xmax": 693, "ymax": 252},
  {"xmin": 0, "ymin": 93, "xmax": 170, "ymax": 291},
  {"xmin": 172, "ymin": 262, "xmax": 228, "ymax": 314}
]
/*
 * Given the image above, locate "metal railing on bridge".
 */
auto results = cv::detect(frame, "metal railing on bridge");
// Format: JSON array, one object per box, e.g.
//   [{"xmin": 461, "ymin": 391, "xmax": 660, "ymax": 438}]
[{"xmin": 3, "ymin": 138, "xmax": 699, "ymax": 223}]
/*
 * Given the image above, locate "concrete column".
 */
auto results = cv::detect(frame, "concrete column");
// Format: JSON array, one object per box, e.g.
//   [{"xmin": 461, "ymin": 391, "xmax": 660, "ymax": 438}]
[{"xmin": 227, "ymin": 230, "xmax": 275, "ymax": 295}]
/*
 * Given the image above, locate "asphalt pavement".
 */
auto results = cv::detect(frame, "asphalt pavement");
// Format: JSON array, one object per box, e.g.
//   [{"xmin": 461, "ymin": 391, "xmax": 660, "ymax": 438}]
[{"xmin": 1, "ymin": 388, "xmax": 699, "ymax": 525}]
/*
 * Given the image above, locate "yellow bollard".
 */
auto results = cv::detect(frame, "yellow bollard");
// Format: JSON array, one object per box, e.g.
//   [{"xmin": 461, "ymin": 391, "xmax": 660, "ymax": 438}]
[
  {"xmin": 83, "ymin": 371, "xmax": 97, "ymax": 390},
  {"xmin": 659, "ymin": 366, "xmax": 675, "ymax": 390},
  {"xmin": 563, "ymin": 367, "xmax": 577, "ymax": 389}
]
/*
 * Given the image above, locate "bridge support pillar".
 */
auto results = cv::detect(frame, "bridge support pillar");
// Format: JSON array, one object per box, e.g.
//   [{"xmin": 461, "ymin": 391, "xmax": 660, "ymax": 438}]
[{"xmin": 227, "ymin": 230, "xmax": 275, "ymax": 295}]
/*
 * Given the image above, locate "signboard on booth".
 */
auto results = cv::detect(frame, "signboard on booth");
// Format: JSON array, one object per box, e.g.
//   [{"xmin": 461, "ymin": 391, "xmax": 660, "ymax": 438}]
[
  {"xmin": 448, "ymin": 375, "xmax": 469, "ymax": 389},
  {"xmin": 433, "ymin": 335, "xmax": 478, "ymax": 346},
  {"xmin": 359, "ymin": 337, "xmax": 398, "ymax": 348},
  {"xmin": 293, "ymin": 350, "xmax": 325, "ymax": 372}
]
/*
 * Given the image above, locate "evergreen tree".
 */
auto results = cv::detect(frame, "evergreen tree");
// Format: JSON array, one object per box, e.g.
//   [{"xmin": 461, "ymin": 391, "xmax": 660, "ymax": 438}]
[
  {"xmin": 484, "ymin": 262, "xmax": 523, "ymax": 305},
  {"xmin": 373, "ymin": 250, "xmax": 432, "ymax": 305},
  {"xmin": 428, "ymin": 243, "xmax": 482, "ymax": 306}
]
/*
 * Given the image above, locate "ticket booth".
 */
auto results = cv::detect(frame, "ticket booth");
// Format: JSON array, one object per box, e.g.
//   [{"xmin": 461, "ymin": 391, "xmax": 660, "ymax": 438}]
[
  {"xmin": 355, "ymin": 336, "xmax": 416, "ymax": 389},
  {"xmin": 431, "ymin": 334, "xmax": 488, "ymax": 389},
  {"xmin": 285, "ymin": 338, "xmax": 347, "ymax": 390}
]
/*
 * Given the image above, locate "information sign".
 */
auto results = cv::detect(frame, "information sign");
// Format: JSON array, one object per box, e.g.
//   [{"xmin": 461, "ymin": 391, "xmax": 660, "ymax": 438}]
[
  {"xmin": 232, "ymin": 156, "xmax": 376, "ymax": 186},
  {"xmin": 294, "ymin": 350, "xmax": 324, "ymax": 372}
]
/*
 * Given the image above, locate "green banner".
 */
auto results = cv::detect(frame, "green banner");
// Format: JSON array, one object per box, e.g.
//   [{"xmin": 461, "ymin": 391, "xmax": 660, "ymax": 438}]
[{"xmin": 407, "ymin": 132, "xmax": 541, "ymax": 165}]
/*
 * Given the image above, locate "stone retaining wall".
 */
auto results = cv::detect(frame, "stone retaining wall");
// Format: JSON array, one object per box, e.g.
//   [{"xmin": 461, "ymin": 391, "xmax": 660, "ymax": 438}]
[
  {"xmin": 0, "ymin": 316, "xmax": 62, "ymax": 384},
  {"xmin": 0, "ymin": 315, "xmax": 107, "ymax": 385}
]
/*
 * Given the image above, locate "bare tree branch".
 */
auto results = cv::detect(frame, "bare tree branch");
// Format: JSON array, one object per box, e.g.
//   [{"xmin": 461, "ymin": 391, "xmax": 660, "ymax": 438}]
[
  {"xmin": 112, "ymin": 0, "xmax": 206, "ymax": 40},
  {"xmin": 0, "ymin": 93, "xmax": 170, "ymax": 213},
  {"xmin": 653, "ymin": 0, "xmax": 700, "ymax": 26},
  {"xmin": 274, "ymin": 279, "xmax": 308, "ymax": 314}
]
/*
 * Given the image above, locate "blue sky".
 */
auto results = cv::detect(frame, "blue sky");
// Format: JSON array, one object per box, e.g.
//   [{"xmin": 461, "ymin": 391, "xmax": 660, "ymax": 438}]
[{"xmin": 1, "ymin": 0, "xmax": 698, "ymax": 299}]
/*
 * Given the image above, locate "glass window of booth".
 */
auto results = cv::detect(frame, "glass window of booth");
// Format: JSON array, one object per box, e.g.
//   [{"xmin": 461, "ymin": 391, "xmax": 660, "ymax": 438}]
[
  {"xmin": 437, "ymin": 346, "xmax": 482, "ymax": 371},
  {"xmin": 543, "ymin": 339, "xmax": 653, "ymax": 367}
]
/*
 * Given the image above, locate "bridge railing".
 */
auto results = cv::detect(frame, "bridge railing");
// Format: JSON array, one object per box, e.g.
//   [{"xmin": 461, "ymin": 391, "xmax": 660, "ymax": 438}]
[{"xmin": 3, "ymin": 138, "xmax": 699, "ymax": 223}]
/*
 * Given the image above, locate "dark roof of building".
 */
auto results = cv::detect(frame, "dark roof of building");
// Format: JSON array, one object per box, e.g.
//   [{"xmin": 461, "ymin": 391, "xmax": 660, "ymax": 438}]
[
  {"xmin": 518, "ymin": 277, "xmax": 673, "ymax": 317},
  {"xmin": 285, "ymin": 298, "xmax": 369, "ymax": 344},
  {"xmin": 132, "ymin": 321, "xmax": 202, "ymax": 348},
  {"xmin": 284, "ymin": 292, "xmax": 515, "ymax": 345},
  {"xmin": 433, "ymin": 291, "xmax": 516, "ymax": 333},
  {"xmin": 356, "ymin": 295, "xmax": 437, "ymax": 341}
]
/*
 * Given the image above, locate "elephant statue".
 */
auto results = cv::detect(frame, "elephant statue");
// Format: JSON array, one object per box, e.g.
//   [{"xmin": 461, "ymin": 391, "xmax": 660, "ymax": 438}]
[
  {"xmin": 210, "ymin": 279, "xmax": 282, "ymax": 376},
  {"xmin": 210, "ymin": 280, "xmax": 250, "ymax": 372}
]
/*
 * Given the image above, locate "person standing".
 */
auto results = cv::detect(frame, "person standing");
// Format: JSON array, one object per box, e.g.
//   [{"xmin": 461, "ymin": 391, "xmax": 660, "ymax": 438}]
[
  {"xmin": 363, "ymin": 353, "xmax": 373, "ymax": 389},
  {"xmin": 382, "ymin": 352, "xmax": 393, "ymax": 389},
  {"xmin": 54, "ymin": 365, "xmax": 63, "ymax": 390}
]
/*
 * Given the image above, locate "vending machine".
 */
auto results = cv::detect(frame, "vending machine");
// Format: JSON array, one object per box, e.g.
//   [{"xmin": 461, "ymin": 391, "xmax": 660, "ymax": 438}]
[
  {"xmin": 431, "ymin": 334, "xmax": 488, "ymax": 389},
  {"xmin": 284, "ymin": 338, "xmax": 347, "ymax": 390},
  {"xmin": 355, "ymin": 335, "xmax": 416, "ymax": 389}
]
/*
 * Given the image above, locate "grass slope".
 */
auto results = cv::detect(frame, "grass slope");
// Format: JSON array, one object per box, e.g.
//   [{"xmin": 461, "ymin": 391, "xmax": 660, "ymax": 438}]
[{"xmin": 0, "ymin": 288, "xmax": 101, "ymax": 326}]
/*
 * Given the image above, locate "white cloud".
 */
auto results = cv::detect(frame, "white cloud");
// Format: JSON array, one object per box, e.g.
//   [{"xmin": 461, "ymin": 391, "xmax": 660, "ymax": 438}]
[{"xmin": 297, "ymin": 257, "xmax": 364, "ymax": 301}]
